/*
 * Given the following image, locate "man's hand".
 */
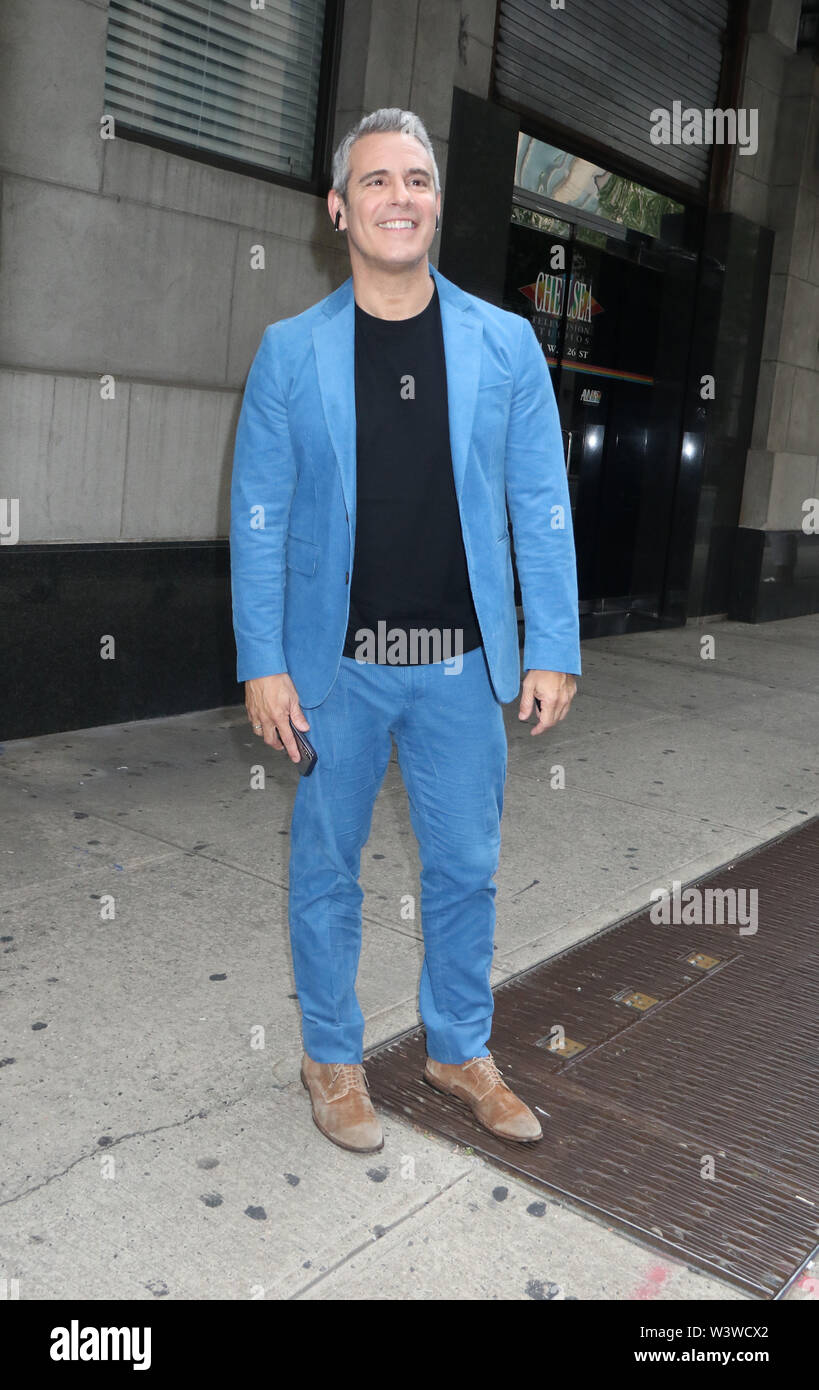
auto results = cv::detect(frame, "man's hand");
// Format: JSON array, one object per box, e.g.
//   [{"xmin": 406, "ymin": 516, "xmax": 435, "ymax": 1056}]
[
  {"xmin": 245, "ymin": 673, "xmax": 310, "ymax": 763},
  {"xmin": 519, "ymin": 669, "xmax": 577, "ymax": 734}
]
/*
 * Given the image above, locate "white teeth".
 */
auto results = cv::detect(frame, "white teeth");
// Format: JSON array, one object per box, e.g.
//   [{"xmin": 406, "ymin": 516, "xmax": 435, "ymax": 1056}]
[{"xmin": 378, "ymin": 220, "xmax": 415, "ymax": 228}]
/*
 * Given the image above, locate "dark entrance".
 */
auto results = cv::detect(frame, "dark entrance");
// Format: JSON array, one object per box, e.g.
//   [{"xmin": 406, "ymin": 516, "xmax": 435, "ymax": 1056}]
[{"xmin": 503, "ymin": 213, "xmax": 699, "ymax": 635}]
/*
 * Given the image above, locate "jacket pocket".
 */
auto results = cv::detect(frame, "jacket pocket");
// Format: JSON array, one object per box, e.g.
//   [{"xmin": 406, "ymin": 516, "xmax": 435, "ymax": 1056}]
[{"xmin": 285, "ymin": 532, "xmax": 319, "ymax": 577}]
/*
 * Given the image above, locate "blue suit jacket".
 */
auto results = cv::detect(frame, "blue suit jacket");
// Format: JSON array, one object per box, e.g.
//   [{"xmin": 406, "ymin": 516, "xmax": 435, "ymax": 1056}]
[{"xmin": 229, "ymin": 264, "xmax": 581, "ymax": 707}]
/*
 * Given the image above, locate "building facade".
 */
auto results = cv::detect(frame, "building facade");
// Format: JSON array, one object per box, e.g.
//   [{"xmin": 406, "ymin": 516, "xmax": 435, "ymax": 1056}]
[{"xmin": 1, "ymin": 0, "xmax": 817, "ymax": 737}]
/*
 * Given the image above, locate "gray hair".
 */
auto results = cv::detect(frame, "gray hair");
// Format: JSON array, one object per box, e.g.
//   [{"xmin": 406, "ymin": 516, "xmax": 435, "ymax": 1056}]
[{"xmin": 331, "ymin": 108, "xmax": 440, "ymax": 203}]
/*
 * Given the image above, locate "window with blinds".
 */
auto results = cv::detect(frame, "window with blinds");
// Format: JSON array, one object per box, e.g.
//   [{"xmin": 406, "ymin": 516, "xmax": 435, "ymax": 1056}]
[{"xmin": 104, "ymin": 0, "xmax": 329, "ymax": 183}]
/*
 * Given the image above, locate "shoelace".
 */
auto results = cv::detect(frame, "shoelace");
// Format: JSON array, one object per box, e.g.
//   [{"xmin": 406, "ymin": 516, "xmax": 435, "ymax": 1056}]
[
  {"xmin": 463, "ymin": 1054, "xmax": 508, "ymax": 1099},
  {"xmin": 328, "ymin": 1063, "xmax": 368, "ymax": 1097}
]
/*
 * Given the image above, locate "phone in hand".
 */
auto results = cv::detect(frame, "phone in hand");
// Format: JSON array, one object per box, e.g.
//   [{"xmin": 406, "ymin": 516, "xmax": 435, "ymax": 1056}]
[{"xmin": 278, "ymin": 716, "xmax": 317, "ymax": 776}]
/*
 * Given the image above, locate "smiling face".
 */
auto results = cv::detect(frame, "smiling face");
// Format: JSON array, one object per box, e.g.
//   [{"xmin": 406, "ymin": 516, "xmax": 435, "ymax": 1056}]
[{"xmin": 332, "ymin": 130, "xmax": 440, "ymax": 272}]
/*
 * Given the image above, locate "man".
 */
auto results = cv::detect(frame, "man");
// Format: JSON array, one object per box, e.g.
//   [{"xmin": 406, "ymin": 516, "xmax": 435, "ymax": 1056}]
[{"xmin": 229, "ymin": 108, "xmax": 580, "ymax": 1156}]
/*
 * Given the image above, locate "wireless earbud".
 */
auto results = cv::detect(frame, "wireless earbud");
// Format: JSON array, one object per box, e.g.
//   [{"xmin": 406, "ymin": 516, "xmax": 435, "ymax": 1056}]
[{"xmin": 334, "ymin": 210, "xmax": 341, "ymax": 231}]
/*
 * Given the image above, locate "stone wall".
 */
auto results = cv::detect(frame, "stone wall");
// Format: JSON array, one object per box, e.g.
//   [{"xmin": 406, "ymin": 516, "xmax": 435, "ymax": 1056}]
[{"xmin": 0, "ymin": 0, "xmax": 496, "ymax": 543}]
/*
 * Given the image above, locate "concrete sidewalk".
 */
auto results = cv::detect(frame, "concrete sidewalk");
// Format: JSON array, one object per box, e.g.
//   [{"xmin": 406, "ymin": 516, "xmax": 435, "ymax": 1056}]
[{"xmin": 1, "ymin": 616, "xmax": 817, "ymax": 1301}]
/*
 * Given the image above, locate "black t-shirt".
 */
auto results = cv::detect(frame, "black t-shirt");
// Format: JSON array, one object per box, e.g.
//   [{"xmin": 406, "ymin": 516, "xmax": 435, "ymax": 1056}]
[{"xmin": 342, "ymin": 280, "xmax": 483, "ymax": 664}]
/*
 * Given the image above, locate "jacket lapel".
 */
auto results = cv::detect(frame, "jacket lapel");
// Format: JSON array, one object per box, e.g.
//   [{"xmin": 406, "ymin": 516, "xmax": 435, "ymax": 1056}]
[
  {"xmin": 310, "ymin": 264, "xmax": 483, "ymax": 526},
  {"xmin": 433, "ymin": 265, "xmax": 482, "ymax": 505},
  {"xmin": 311, "ymin": 281, "xmax": 357, "ymax": 520}
]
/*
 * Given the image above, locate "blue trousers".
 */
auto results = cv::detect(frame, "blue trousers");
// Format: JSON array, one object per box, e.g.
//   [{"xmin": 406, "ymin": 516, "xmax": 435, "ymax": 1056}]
[{"xmin": 287, "ymin": 644, "xmax": 508, "ymax": 1064}]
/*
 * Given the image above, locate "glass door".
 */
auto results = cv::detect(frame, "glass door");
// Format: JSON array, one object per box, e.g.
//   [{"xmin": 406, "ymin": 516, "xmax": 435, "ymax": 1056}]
[{"xmin": 502, "ymin": 207, "xmax": 698, "ymax": 632}]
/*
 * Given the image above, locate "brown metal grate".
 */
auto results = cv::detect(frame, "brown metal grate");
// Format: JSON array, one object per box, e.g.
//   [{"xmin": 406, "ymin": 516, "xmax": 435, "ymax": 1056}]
[{"xmin": 364, "ymin": 818, "xmax": 819, "ymax": 1298}]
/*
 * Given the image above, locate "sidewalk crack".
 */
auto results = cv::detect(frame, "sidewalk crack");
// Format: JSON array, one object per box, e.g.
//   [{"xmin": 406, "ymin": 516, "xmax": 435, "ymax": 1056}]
[
  {"xmin": 0, "ymin": 1092, "xmax": 259, "ymax": 1209},
  {"xmin": 287, "ymin": 1165, "xmax": 474, "ymax": 1299}
]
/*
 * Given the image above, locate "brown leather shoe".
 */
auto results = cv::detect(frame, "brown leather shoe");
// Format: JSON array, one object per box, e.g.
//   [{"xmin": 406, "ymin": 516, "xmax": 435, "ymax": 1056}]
[
  {"xmin": 300, "ymin": 1052, "xmax": 384, "ymax": 1153},
  {"xmin": 423, "ymin": 1053, "xmax": 543, "ymax": 1142}
]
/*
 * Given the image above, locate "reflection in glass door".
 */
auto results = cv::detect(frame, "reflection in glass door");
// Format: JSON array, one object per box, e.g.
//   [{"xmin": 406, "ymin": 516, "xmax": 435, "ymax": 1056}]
[{"xmin": 503, "ymin": 210, "xmax": 698, "ymax": 633}]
